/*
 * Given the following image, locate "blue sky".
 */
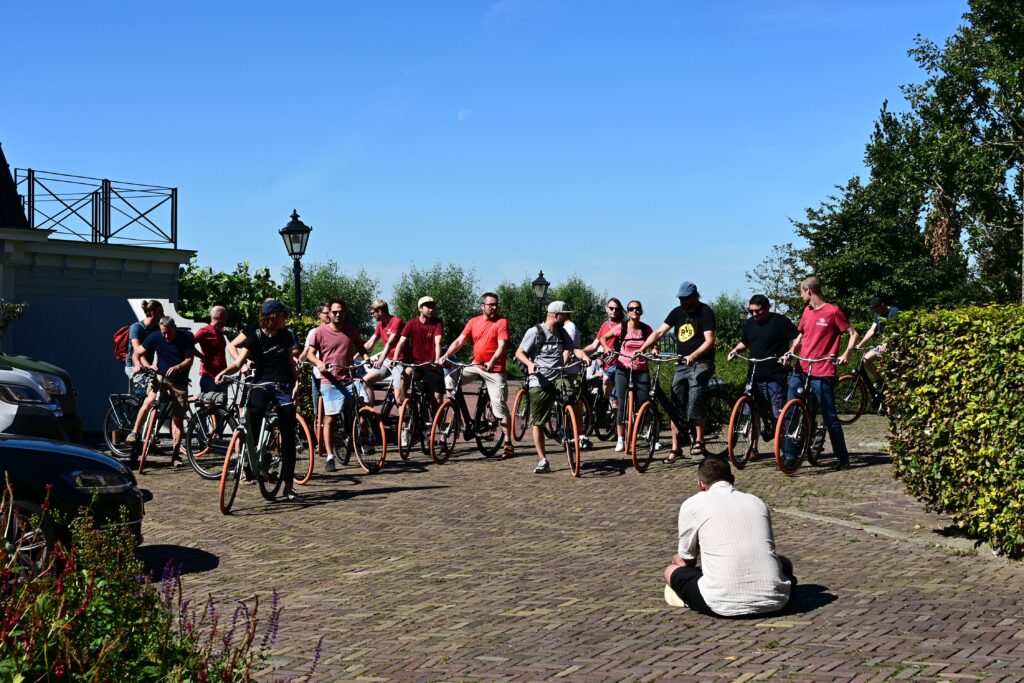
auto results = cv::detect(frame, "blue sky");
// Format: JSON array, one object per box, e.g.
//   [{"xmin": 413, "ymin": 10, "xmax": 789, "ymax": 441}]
[{"xmin": 4, "ymin": 1, "xmax": 968, "ymax": 317}]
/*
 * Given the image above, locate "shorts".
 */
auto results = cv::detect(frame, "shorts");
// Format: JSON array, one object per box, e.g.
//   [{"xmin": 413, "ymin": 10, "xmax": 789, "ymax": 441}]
[
  {"xmin": 320, "ymin": 381, "xmax": 353, "ymax": 417},
  {"xmin": 395, "ymin": 364, "xmax": 445, "ymax": 396},
  {"xmin": 154, "ymin": 382, "xmax": 189, "ymax": 418},
  {"xmin": 671, "ymin": 361, "xmax": 714, "ymax": 421},
  {"xmin": 199, "ymin": 375, "xmax": 227, "ymax": 394},
  {"xmin": 528, "ymin": 379, "xmax": 571, "ymax": 426}
]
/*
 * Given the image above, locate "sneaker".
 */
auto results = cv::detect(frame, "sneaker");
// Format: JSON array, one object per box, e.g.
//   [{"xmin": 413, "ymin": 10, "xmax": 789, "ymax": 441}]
[
  {"xmin": 325, "ymin": 457, "xmax": 336, "ymax": 472},
  {"xmin": 283, "ymin": 487, "xmax": 300, "ymax": 501},
  {"xmin": 533, "ymin": 460, "xmax": 551, "ymax": 474},
  {"xmin": 653, "ymin": 442, "xmax": 663, "ymax": 451},
  {"xmin": 125, "ymin": 432, "xmax": 138, "ymax": 445},
  {"xmin": 171, "ymin": 455, "xmax": 184, "ymax": 468},
  {"xmin": 614, "ymin": 437, "xmax": 625, "ymax": 453},
  {"xmin": 832, "ymin": 459, "xmax": 850, "ymax": 471}
]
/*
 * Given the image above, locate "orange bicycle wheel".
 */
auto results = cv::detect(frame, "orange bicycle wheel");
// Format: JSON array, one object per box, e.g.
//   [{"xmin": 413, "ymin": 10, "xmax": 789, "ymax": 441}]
[
  {"xmin": 563, "ymin": 404, "xmax": 581, "ymax": 477},
  {"xmin": 293, "ymin": 413, "xmax": 315, "ymax": 485},
  {"xmin": 218, "ymin": 429, "xmax": 244, "ymax": 515},
  {"xmin": 137, "ymin": 407, "xmax": 158, "ymax": 474}
]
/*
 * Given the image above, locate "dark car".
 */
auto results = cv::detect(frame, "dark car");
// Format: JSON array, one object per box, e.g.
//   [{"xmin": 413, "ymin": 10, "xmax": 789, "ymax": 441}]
[
  {"xmin": 0, "ymin": 353, "xmax": 84, "ymax": 443},
  {"xmin": 1, "ymin": 435, "xmax": 146, "ymax": 562}
]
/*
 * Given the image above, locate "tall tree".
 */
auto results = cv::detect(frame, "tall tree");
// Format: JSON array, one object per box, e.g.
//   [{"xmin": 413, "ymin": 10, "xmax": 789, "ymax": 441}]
[
  {"xmin": 744, "ymin": 243, "xmax": 807, "ymax": 316},
  {"xmin": 392, "ymin": 262, "xmax": 479, "ymax": 347},
  {"xmin": 282, "ymin": 260, "xmax": 380, "ymax": 336},
  {"xmin": 177, "ymin": 259, "xmax": 282, "ymax": 331}
]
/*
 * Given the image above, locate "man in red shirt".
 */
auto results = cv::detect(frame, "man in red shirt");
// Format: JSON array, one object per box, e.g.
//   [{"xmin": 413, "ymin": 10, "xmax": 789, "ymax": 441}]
[
  {"xmin": 785, "ymin": 277, "xmax": 859, "ymax": 471},
  {"xmin": 440, "ymin": 292, "xmax": 515, "ymax": 458},
  {"xmin": 194, "ymin": 305, "xmax": 230, "ymax": 394},
  {"xmin": 363, "ymin": 300, "xmax": 403, "ymax": 403},
  {"xmin": 307, "ymin": 299, "xmax": 372, "ymax": 470},
  {"xmin": 392, "ymin": 296, "xmax": 445, "ymax": 405}
]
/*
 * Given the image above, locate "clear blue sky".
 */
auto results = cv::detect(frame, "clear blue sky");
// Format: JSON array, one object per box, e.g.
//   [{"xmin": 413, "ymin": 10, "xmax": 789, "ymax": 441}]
[{"xmin": 4, "ymin": 1, "xmax": 968, "ymax": 317}]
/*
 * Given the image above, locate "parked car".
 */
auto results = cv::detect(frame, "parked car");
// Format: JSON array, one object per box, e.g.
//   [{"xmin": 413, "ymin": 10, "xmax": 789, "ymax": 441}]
[
  {"xmin": 0, "ymin": 353, "xmax": 83, "ymax": 443},
  {"xmin": 0, "ymin": 367, "xmax": 66, "ymax": 441},
  {"xmin": 1, "ymin": 435, "xmax": 147, "ymax": 564}
]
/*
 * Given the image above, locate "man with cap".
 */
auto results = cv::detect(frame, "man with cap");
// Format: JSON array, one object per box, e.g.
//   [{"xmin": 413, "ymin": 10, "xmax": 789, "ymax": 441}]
[
  {"xmin": 392, "ymin": 296, "xmax": 445, "ymax": 406},
  {"xmin": 514, "ymin": 301, "xmax": 591, "ymax": 473},
  {"xmin": 636, "ymin": 281, "xmax": 717, "ymax": 461}
]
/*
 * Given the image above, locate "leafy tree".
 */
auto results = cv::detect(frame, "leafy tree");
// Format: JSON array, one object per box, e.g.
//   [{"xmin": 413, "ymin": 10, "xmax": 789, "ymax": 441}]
[
  {"xmin": 281, "ymin": 260, "xmax": 380, "ymax": 336},
  {"xmin": 392, "ymin": 262, "xmax": 479, "ymax": 347},
  {"xmin": 177, "ymin": 259, "xmax": 282, "ymax": 330},
  {"xmin": 744, "ymin": 243, "xmax": 807, "ymax": 316},
  {"xmin": 548, "ymin": 275, "xmax": 607, "ymax": 344},
  {"xmin": 495, "ymin": 278, "xmax": 541, "ymax": 351},
  {"xmin": 706, "ymin": 291, "xmax": 747, "ymax": 352}
]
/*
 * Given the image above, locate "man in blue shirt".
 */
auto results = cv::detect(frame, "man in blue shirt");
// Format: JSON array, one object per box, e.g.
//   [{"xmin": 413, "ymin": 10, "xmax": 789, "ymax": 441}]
[
  {"xmin": 856, "ymin": 296, "xmax": 899, "ymax": 385},
  {"xmin": 133, "ymin": 316, "xmax": 195, "ymax": 466}
]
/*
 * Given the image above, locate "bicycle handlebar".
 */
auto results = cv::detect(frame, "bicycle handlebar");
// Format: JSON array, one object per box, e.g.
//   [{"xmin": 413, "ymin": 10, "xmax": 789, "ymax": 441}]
[
  {"xmin": 785, "ymin": 353, "xmax": 836, "ymax": 364},
  {"xmin": 730, "ymin": 353, "xmax": 783, "ymax": 364}
]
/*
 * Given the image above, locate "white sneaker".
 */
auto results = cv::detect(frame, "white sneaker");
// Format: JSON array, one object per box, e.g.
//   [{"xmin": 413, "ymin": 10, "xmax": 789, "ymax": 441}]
[
  {"xmin": 614, "ymin": 437, "xmax": 625, "ymax": 452},
  {"xmin": 654, "ymin": 442, "xmax": 663, "ymax": 451}
]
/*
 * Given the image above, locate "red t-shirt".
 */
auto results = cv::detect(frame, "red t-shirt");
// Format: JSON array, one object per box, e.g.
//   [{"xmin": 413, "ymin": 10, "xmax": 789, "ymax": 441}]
[
  {"xmin": 797, "ymin": 303, "xmax": 850, "ymax": 377},
  {"xmin": 613, "ymin": 322, "xmax": 653, "ymax": 371},
  {"xmin": 311, "ymin": 323, "xmax": 360, "ymax": 383},
  {"xmin": 375, "ymin": 315, "xmax": 403, "ymax": 361},
  {"xmin": 194, "ymin": 324, "xmax": 227, "ymax": 377},
  {"xmin": 596, "ymin": 321, "xmax": 617, "ymax": 367},
  {"xmin": 401, "ymin": 317, "xmax": 443, "ymax": 365},
  {"xmin": 461, "ymin": 315, "xmax": 510, "ymax": 373}
]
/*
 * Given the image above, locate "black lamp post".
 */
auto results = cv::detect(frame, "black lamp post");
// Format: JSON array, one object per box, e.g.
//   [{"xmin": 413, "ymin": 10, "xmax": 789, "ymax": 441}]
[
  {"xmin": 279, "ymin": 210, "xmax": 312, "ymax": 314},
  {"xmin": 531, "ymin": 270, "xmax": 550, "ymax": 321}
]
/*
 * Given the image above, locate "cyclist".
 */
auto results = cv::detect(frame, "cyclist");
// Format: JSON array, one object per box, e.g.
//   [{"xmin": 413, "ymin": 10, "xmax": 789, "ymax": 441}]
[
  {"xmin": 299, "ymin": 303, "xmax": 331, "ymax": 421},
  {"xmin": 582, "ymin": 298, "xmax": 625, "ymax": 402},
  {"xmin": 194, "ymin": 305, "xmax": 231, "ymax": 394},
  {"xmin": 601, "ymin": 300, "xmax": 653, "ymax": 452},
  {"xmin": 514, "ymin": 301, "xmax": 590, "ymax": 474},
  {"xmin": 392, "ymin": 296, "xmax": 445, "ymax": 407},
  {"xmin": 122, "ymin": 298, "xmax": 163, "ymax": 405},
  {"xmin": 307, "ymin": 299, "xmax": 372, "ymax": 472},
  {"xmin": 133, "ymin": 317, "xmax": 195, "ymax": 468},
  {"xmin": 785, "ymin": 277, "xmax": 858, "ymax": 471},
  {"xmin": 855, "ymin": 295, "xmax": 899, "ymax": 385},
  {"xmin": 439, "ymin": 292, "xmax": 515, "ymax": 459},
  {"xmin": 362, "ymin": 300, "xmax": 403, "ymax": 402},
  {"xmin": 215, "ymin": 299, "xmax": 302, "ymax": 501},
  {"xmin": 636, "ymin": 281, "xmax": 716, "ymax": 462},
  {"xmin": 727, "ymin": 294, "xmax": 797, "ymax": 419}
]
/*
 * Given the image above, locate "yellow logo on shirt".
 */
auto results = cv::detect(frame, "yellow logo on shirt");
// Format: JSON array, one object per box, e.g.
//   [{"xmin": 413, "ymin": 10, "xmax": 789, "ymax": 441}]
[{"xmin": 677, "ymin": 323, "xmax": 695, "ymax": 343}]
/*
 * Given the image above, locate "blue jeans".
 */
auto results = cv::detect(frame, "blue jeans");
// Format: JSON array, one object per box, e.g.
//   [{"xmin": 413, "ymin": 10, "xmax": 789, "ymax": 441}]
[
  {"xmin": 787, "ymin": 373, "xmax": 848, "ymax": 462},
  {"xmin": 754, "ymin": 379, "xmax": 786, "ymax": 419}
]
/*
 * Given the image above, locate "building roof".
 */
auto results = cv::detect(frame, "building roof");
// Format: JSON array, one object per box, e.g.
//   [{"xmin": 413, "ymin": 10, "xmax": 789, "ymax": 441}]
[{"xmin": 0, "ymin": 143, "xmax": 30, "ymax": 230}]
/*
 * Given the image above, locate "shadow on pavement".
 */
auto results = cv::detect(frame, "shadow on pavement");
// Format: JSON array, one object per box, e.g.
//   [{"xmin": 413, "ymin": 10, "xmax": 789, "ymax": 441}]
[
  {"xmin": 580, "ymin": 457, "xmax": 629, "ymax": 476},
  {"xmin": 136, "ymin": 544, "xmax": 220, "ymax": 576},
  {"xmin": 231, "ymin": 485, "xmax": 450, "ymax": 516},
  {"xmin": 783, "ymin": 584, "xmax": 837, "ymax": 614}
]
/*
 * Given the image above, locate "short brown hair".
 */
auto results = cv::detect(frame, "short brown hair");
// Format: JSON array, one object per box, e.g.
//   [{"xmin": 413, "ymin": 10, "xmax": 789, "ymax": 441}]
[
  {"xmin": 697, "ymin": 457, "xmax": 734, "ymax": 487},
  {"xmin": 800, "ymin": 277, "xmax": 822, "ymax": 295}
]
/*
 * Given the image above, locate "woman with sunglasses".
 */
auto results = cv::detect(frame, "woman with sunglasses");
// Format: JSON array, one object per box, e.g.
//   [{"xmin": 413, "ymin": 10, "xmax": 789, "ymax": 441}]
[
  {"xmin": 601, "ymin": 300, "xmax": 653, "ymax": 452},
  {"xmin": 583, "ymin": 298, "xmax": 626, "ymax": 400}
]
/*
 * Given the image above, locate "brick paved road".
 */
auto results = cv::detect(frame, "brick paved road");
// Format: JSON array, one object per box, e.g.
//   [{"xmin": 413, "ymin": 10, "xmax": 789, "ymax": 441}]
[{"xmin": 134, "ymin": 414, "xmax": 1024, "ymax": 681}]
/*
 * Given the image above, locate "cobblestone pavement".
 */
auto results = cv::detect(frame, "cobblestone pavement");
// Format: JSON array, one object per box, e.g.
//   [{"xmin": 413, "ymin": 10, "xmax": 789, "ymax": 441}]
[{"xmin": 133, "ymin": 414, "xmax": 1024, "ymax": 681}]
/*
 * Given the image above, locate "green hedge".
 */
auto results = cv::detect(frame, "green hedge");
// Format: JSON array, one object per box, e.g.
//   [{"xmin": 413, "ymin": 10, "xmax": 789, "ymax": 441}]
[{"xmin": 886, "ymin": 305, "xmax": 1024, "ymax": 559}]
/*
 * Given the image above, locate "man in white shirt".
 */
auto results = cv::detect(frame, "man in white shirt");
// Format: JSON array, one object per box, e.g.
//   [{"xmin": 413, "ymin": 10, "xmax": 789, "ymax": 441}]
[{"xmin": 663, "ymin": 457, "xmax": 795, "ymax": 617}]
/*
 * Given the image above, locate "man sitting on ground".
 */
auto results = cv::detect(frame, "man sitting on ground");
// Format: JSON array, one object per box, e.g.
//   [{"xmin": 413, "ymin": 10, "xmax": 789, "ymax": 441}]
[{"xmin": 663, "ymin": 457, "xmax": 795, "ymax": 617}]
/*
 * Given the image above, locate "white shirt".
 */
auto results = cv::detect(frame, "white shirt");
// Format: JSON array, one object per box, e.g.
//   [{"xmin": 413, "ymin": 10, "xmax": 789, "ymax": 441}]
[
  {"xmin": 677, "ymin": 481, "xmax": 791, "ymax": 616},
  {"xmin": 305, "ymin": 328, "xmax": 322, "ymax": 379}
]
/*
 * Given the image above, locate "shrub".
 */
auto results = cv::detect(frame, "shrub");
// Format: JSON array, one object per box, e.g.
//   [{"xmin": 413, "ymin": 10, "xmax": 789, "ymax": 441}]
[{"xmin": 886, "ymin": 305, "xmax": 1024, "ymax": 558}]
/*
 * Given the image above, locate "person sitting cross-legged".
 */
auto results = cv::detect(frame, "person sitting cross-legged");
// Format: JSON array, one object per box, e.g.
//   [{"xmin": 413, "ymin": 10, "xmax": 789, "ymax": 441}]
[{"xmin": 663, "ymin": 456, "xmax": 796, "ymax": 617}]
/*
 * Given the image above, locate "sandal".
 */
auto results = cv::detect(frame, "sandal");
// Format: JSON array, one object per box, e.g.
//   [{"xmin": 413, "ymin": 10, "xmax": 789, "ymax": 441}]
[
  {"xmin": 690, "ymin": 441, "xmax": 705, "ymax": 457},
  {"xmin": 502, "ymin": 442, "xmax": 516, "ymax": 460},
  {"xmin": 664, "ymin": 449, "xmax": 682, "ymax": 464}
]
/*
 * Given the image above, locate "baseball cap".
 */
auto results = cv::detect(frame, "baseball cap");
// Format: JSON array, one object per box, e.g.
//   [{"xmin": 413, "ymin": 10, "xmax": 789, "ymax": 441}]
[
  {"xmin": 547, "ymin": 300, "xmax": 572, "ymax": 314},
  {"xmin": 261, "ymin": 299, "xmax": 291, "ymax": 315},
  {"xmin": 676, "ymin": 281, "xmax": 697, "ymax": 298},
  {"xmin": 417, "ymin": 296, "xmax": 436, "ymax": 307}
]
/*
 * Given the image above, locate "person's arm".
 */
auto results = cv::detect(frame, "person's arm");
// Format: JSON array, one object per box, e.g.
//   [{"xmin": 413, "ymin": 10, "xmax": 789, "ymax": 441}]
[
  {"xmin": 685, "ymin": 330, "xmax": 715, "ymax": 366},
  {"xmin": 433, "ymin": 332, "xmax": 443, "ymax": 364},
  {"xmin": 134, "ymin": 341, "xmax": 155, "ymax": 373},
  {"xmin": 130, "ymin": 336, "xmax": 146, "ymax": 374},
  {"xmin": 441, "ymin": 334, "xmax": 467, "ymax": 364},
  {"xmin": 353, "ymin": 332, "xmax": 371, "ymax": 362},
  {"xmin": 787, "ymin": 332, "xmax": 803, "ymax": 357},
  {"xmin": 392, "ymin": 336, "xmax": 409, "ymax": 363},
  {"xmin": 838, "ymin": 327, "xmax": 859, "ymax": 366},
  {"xmin": 636, "ymin": 322, "xmax": 671, "ymax": 354},
  {"xmin": 856, "ymin": 322, "xmax": 878, "ymax": 350},
  {"xmin": 677, "ymin": 505, "xmax": 700, "ymax": 567},
  {"xmin": 727, "ymin": 340, "xmax": 748, "ymax": 361},
  {"xmin": 167, "ymin": 342, "xmax": 195, "ymax": 378},
  {"xmin": 226, "ymin": 330, "xmax": 247, "ymax": 360},
  {"xmin": 363, "ymin": 331, "xmax": 379, "ymax": 353},
  {"xmin": 485, "ymin": 338, "xmax": 506, "ymax": 372}
]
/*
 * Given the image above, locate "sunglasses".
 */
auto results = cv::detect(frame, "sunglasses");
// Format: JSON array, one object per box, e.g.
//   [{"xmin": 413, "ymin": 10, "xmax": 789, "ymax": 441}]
[
  {"xmin": 421, "ymin": 303, "xmax": 436, "ymax": 308},
  {"xmin": 482, "ymin": 302, "xmax": 498, "ymax": 308},
  {"xmin": 627, "ymin": 306, "xmax": 642, "ymax": 312},
  {"xmin": 748, "ymin": 308, "xmax": 764, "ymax": 314},
  {"xmin": 330, "ymin": 310, "xmax": 345, "ymax": 315},
  {"xmin": 607, "ymin": 306, "xmax": 620, "ymax": 311}
]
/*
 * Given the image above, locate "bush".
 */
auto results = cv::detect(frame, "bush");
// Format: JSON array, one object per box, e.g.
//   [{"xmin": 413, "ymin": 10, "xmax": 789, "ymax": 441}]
[{"xmin": 886, "ymin": 305, "xmax": 1024, "ymax": 558}]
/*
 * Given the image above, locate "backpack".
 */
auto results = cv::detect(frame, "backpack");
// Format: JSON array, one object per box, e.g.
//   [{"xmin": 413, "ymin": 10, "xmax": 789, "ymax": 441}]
[
  {"xmin": 113, "ymin": 325, "xmax": 132, "ymax": 362},
  {"xmin": 525, "ymin": 324, "xmax": 572, "ymax": 360}
]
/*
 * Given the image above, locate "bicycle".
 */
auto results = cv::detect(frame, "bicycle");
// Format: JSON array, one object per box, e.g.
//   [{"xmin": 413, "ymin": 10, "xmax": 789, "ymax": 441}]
[
  {"xmin": 218, "ymin": 378, "xmax": 313, "ymax": 513},
  {"xmin": 135, "ymin": 368, "xmax": 196, "ymax": 473},
  {"xmin": 390, "ymin": 362, "xmax": 442, "ymax": 461},
  {"xmin": 315, "ymin": 366, "xmax": 387, "ymax": 474},
  {"xmin": 582, "ymin": 354, "xmax": 617, "ymax": 441},
  {"xmin": 628, "ymin": 354, "xmax": 732, "ymax": 470},
  {"xmin": 183, "ymin": 377, "xmax": 243, "ymax": 480},
  {"xmin": 103, "ymin": 378, "xmax": 148, "ymax": 458},
  {"xmin": 774, "ymin": 355, "xmax": 834, "ymax": 475},
  {"xmin": 835, "ymin": 355, "xmax": 885, "ymax": 425},
  {"xmin": 429, "ymin": 361, "xmax": 506, "ymax": 464},
  {"xmin": 726, "ymin": 354, "xmax": 783, "ymax": 469},
  {"xmin": 514, "ymin": 362, "xmax": 585, "ymax": 475}
]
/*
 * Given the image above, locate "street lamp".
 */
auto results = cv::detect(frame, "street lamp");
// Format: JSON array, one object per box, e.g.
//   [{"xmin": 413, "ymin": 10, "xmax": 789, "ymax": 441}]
[
  {"xmin": 532, "ymin": 270, "xmax": 550, "ymax": 321},
  {"xmin": 279, "ymin": 210, "xmax": 312, "ymax": 314}
]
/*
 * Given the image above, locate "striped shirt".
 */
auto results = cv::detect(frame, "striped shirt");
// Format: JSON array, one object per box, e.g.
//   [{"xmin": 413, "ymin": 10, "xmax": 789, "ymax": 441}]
[{"xmin": 677, "ymin": 481, "xmax": 791, "ymax": 616}]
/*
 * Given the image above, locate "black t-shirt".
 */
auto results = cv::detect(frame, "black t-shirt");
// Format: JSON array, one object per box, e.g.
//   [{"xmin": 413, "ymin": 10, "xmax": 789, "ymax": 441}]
[
  {"xmin": 663, "ymin": 302, "xmax": 716, "ymax": 359},
  {"xmin": 741, "ymin": 313, "xmax": 798, "ymax": 381},
  {"xmin": 241, "ymin": 328, "xmax": 298, "ymax": 384}
]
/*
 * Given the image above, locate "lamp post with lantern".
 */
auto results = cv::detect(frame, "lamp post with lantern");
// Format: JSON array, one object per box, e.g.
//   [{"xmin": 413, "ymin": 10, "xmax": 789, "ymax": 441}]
[
  {"xmin": 279, "ymin": 210, "xmax": 312, "ymax": 315},
  {"xmin": 531, "ymin": 270, "xmax": 550, "ymax": 322}
]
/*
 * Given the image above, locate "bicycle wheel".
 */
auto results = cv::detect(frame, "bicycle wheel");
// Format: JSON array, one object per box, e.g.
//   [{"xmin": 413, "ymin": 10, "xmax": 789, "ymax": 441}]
[
  {"xmin": 330, "ymin": 413, "xmax": 352, "ymax": 465},
  {"xmin": 563, "ymin": 404, "xmax": 581, "ymax": 477},
  {"xmin": 574, "ymin": 392, "xmax": 593, "ymax": 440},
  {"xmin": 103, "ymin": 396, "xmax": 139, "ymax": 457},
  {"xmin": 185, "ymin": 406, "xmax": 236, "ymax": 480},
  {"xmin": 592, "ymin": 395, "xmax": 617, "ymax": 441},
  {"xmin": 835, "ymin": 374, "xmax": 867, "ymax": 425},
  {"xmin": 700, "ymin": 388, "xmax": 732, "ymax": 458},
  {"xmin": 353, "ymin": 407, "xmax": 387, "ymax": 473},
  {"xmin": 430, "ymin": 399, "xmax": 459, "ymax": 464},
  {"xmin": 474, "ymin": 399, "xmax": 505, "ymax": 458},
  {"xmin": 511, "ymin": 388, "xmax": 529, "ymax": 441},
  {"xmin": 630, "ymin": 401, "xmax": 660, "ymax": 473},
  {"xmin": 396, "ymin": 398, "xmax": 417, "ymax": 460},
  {"xmin": 218, "ymin": 430, "xmax": 244, "ymax": 515},
  {"xmin": 418, "ymin": 400, "xmax": 433, "ymax": 456},
  {"xmin": 136, "ymin": 407, "xmax": 158, "ymax": 474},
  {"xmin": 727, "ymin": 396, "xmax": 758, "ymax": 470},
  {"xmin": 774, "ymin": 398, "xmax": 810, "ymax": 475},
  {"xmin": 293, "ymin": 413, "xmax": 315, "ymax": 485}
]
